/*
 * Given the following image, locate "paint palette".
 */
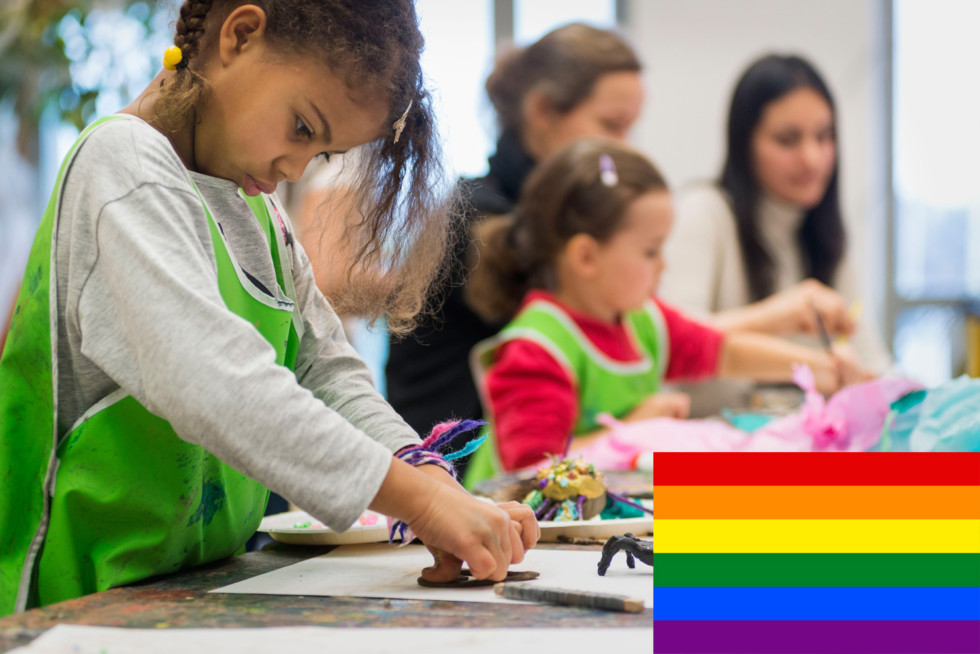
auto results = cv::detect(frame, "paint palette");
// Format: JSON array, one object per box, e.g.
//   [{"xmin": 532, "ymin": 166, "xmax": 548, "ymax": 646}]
[{"xmin": 259, "ymin": 510, "xmax": 397, "ymax": 546}]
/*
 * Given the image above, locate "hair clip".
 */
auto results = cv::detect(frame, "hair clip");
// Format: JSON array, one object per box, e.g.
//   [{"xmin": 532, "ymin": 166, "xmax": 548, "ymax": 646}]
[
  {"xmin": 599, "ymin": 153, "xmax": 618, "ymax": 187},
  {"xmin": 162, "ymin": 45, "xmax": 189, "ymax": 71},
  {"xmin": 392, "ymin": 100, "xmax": 412, "ymax": 144}
]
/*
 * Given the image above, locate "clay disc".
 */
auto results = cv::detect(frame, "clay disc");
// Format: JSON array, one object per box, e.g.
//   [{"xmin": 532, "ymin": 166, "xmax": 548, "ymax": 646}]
[{"xmin": 417, "ymin": 569, "xmax": 540, "ymax": 588}]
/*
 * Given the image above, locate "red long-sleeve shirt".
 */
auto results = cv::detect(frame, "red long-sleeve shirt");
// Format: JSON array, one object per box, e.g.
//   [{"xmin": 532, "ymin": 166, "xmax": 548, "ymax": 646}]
[{"xmin": 485, "ymin": 290, "xmax": 724, "ymax": 470}]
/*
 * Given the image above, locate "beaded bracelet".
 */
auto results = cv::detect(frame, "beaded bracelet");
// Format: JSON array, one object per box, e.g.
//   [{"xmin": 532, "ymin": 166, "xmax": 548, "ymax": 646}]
[{"xmin": 387, "ymin": 419, "xmax": 486, "ymax": 545}]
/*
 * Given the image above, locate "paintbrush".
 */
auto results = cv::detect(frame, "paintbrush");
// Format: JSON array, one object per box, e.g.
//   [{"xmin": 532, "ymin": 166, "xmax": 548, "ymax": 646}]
[
  {"xmin": 810, "ymin": 298, "xmax": 834, "ymax": 354},
  {"xmin": 810, "ymin": 299, "xmax": 842, "ymax": 389}
]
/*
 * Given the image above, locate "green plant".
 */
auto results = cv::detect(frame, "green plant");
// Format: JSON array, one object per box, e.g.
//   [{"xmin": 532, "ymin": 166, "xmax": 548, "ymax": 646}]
[{"xmin": 0, "ymin": 0, "xmax": 166, "ymax": 162}]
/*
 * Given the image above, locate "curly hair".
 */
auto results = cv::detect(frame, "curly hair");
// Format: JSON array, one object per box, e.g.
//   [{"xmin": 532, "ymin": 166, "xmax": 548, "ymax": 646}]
[{"xmin": 154, "ymin": 0, "xmax": 453, "ymax": 334}]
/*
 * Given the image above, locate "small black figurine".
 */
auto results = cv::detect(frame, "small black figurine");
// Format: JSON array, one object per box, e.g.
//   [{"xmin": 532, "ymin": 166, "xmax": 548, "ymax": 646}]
[{"xmin": 597, "ymin": 533, "xmax": 653, "ymax": 576}]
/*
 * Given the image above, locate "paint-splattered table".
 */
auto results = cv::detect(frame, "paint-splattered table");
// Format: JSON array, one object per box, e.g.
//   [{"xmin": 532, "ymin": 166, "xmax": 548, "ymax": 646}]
[{"xmin": 0, "ymin": 543, "xmax": 651, "ymax": 652}]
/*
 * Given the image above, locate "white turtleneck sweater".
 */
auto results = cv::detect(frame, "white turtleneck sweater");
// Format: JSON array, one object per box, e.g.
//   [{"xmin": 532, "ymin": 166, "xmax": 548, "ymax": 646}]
[{"xmin": 659, "ymin": 184, "xmax": 892, "ymax": 417}]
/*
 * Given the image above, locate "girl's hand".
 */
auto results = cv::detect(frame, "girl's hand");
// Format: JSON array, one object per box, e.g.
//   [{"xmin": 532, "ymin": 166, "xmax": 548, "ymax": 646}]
[
  {"xmin": 402, "ymin": 463, "xmax": 538, "ymax": 582},
  {"xmin": 624, "ymin": 391, "xmax": 691, "ymax": 422},
  {"xmin": 419, "ymin": 500, "xmax": 539, "ymax": 584},
  {"xmin": 408, "ymin": 481, "xmax": 524, "ymax": 582},
  {"xmin": 808, "ymin": 345, "xmax": 874, "ymax": 395},
  {"xmin": 832, "ymin": 343, "xmax": 875, "ymax": 387},
  {"xmin": 758, "ymin": 279, "xmax": 855, "ymax": 336},
  {"xmin": 809, "ymin": 351, "xmax": 844, "ymax": 395}
]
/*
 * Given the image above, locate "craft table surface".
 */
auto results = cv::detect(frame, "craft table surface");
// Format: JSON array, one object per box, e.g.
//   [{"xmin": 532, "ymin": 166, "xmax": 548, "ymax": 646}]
[{"xmin": 0, "ymin": 542, "xmax": 651, "ymax": 652}]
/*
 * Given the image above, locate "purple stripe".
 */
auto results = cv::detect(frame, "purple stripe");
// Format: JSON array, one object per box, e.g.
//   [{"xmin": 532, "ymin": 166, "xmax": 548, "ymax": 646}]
[{"xmin": 653, "ymin": 621, "xmax": 980, "ymax": 654}]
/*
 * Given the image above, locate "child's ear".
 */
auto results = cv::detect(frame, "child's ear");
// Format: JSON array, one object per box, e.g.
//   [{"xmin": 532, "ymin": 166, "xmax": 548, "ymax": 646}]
[
  {"xmin": 565, "ymin": 233, "xmax": 602, "ymax": 279},
  {"xmin": 218, "ymin": 5, "xmax": 268, "ymax": 65}
]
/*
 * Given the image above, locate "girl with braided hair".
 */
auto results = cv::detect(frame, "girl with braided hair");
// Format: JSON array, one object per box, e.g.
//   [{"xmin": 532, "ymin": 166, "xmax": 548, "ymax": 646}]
[{"xmin": 0, "ymin": 0, "xmax": 537, "ymax": 614}]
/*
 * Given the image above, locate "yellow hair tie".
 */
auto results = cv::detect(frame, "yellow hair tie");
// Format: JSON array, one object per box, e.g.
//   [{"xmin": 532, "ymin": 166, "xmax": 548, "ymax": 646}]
[{"xmin": 162, "ymin": 45, "xmax": 185, "ymax": 71}]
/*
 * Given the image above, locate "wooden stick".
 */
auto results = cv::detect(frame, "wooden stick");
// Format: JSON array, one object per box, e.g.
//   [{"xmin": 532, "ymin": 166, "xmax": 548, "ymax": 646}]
[{"xmin": 494, "ymin": 582, "xmax": 645, "ymax": 613}]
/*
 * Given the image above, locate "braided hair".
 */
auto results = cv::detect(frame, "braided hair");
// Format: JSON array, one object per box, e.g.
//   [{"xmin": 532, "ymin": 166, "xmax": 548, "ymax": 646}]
[{"xmin": 154, "ymin": 0, "xmax": 453, "ymax": 334}]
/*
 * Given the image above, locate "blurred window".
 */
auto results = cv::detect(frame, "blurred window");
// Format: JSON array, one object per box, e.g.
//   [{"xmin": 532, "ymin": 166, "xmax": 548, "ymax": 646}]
[
  {"xmin": 891, "ymin": 0, "xmax": 980, "ymax": 383},
  {"xmin": 417, "ymin": 0, "xmax": 496, "ymax": 179},
  {"xmin": 514, "ymin": 0, "xmax": 616, "ymax": 44}
]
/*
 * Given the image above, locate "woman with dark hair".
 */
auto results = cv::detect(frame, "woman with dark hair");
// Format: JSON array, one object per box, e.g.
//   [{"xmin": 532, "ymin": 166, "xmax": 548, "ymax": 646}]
[
  {"xmin": 660, "ymin": 53, "xmax": 889, "ymax": 416},
  {"xmin": 386, "ymin": 23, "xmax": 644, "ymax": 446}
]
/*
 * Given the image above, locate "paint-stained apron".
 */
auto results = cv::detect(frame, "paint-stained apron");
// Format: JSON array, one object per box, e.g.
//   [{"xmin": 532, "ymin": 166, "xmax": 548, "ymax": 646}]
[{"xmin": 0, "ymin": 115, "xmax": 302, "ymax": 615}]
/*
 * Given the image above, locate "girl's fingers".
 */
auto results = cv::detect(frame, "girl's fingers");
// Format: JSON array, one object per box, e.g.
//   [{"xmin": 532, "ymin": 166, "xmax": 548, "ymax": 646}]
[
  {"xmin": 507, "ymin": 520, "xmax": 525, "ymax": 565},
  {"xmin": 458, "ymin": 541, "xmax": 499, "ymax": 580},
  {"xmin": 498, "ymin": 501, "xmax": 541, "ymax": 550},
  {"xmin": 518, "ymin": 507, "xmax": 541, "ymax": 550},
  {"xmin": 493, "ymin": 511, "xmax": 515, "ymax": 579}
]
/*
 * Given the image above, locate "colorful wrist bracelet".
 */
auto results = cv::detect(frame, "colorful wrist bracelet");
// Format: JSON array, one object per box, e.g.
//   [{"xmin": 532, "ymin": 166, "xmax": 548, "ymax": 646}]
[{"xmin": 387, "ymin": 419, "xmax": 487, "ymax": 545}]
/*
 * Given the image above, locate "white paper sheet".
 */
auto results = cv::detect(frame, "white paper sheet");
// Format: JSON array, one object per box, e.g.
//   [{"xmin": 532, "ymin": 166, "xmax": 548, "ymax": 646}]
[
  {"xmin": 212, "ymin": 543, "xmax": 653, "ymax": 608},
  {"xmin": 8, "ymin": 625, "xmax": 652, "ymax": 654}
]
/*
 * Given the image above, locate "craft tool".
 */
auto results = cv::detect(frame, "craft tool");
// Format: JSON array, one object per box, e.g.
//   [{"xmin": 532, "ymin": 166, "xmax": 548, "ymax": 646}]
[
  {"xmin": 836, "ymin": 300, "xmax": 863, "ymax": 345},
  {"xmin": 810, "ymin": 299, "xmax": 843, "ymax": 388},
  {"xmin": 810, "ymin": 298, "xmax": 833, "ymax": 353},
  {"xmin": 495, "ymin": 582, "xmax": 645, "ymax": 613}
]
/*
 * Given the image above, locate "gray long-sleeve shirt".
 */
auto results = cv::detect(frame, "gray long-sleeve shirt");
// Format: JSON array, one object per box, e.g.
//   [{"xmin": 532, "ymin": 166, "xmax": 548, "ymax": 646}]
[{"xmin": 53, "ymin": 116, "xmax": 419, "ymax": 531}]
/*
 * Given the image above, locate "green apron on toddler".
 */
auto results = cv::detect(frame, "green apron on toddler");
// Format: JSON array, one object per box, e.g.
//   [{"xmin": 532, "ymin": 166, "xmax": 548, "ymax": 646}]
[
  {"xmin": 463, "ymin": 297, "xmax": 669, "ymax": 488},
  {"xmin": 0, "ymin": 115, "xmax": 302, "ymax": 614}
]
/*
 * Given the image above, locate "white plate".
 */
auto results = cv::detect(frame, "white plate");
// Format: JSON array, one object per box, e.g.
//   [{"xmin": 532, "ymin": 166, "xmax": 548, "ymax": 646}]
[
  {"xmin": 260, "ymin": 500, "xmax": 652, "ymax": 546},
  {"xmin": 258, "ymin": 510, "xmax": 396, "ymax": 546}
]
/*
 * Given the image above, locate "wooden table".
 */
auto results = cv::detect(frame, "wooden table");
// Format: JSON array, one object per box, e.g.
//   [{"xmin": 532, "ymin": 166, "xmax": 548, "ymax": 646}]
[{"xmin": 0, "ymin": 542, "xmax": 652, "ymax": 652}]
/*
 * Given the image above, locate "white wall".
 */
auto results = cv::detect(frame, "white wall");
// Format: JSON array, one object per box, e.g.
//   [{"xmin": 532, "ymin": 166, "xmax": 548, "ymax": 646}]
[{"xmin": 625, "ymin": 0, "xmax": 889, "ymax": 334}]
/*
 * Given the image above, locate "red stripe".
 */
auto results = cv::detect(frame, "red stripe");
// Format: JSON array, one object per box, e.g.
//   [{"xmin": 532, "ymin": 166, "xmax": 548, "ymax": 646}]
[{"xmin": 653, "ymin": 452, "xmax": 980, "ymax": 486}]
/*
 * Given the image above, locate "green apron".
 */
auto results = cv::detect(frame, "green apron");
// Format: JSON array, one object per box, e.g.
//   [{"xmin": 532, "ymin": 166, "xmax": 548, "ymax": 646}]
[
  {"xmin": 0, "ymin": 115, "xmax": 302, "ymax": 614},
  {"xmin": 463, "ymin": 297, "xmax": 668, "ymax": 488}
]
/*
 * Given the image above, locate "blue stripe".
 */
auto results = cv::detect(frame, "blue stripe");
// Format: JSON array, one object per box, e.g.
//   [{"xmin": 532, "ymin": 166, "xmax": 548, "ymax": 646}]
[{"xmin": 653, "ymin": 587, "xmax": 980, "ymax": 621}]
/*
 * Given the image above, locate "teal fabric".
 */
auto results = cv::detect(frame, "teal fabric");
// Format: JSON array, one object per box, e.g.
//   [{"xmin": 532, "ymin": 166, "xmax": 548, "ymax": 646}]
[
  {"xmin": 880, "ymin": 377, "xmax": 980, "ymax": 452},
  {"xmin": 721, "ymin": 410, "xmax": 775, "ymax": 433},
  {"xmin": 909, "ymin": 376, "xmax": 980, "ymax": 451}
]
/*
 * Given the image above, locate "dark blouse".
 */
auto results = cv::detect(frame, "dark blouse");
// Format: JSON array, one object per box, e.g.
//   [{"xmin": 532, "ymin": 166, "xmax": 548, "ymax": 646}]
[{"xmin": 384, "ymin": 131, "xmax": 536, "ymax": 447}]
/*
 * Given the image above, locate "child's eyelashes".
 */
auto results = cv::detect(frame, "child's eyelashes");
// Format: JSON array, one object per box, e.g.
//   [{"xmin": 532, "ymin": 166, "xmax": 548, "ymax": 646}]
[
  {"xmin": 295, "ymin": 116, "xmax": 332, "ymax": 162},
  {"xmin": 295, "ymin": 116, "xmax": 313, "ymax": 139}
]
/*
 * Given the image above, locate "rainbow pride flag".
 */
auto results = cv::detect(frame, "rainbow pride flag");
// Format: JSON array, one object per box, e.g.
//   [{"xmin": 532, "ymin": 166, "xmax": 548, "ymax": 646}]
[{"xmin": 653, "ymin": 452, "xmax": 980, "ymax": 654}]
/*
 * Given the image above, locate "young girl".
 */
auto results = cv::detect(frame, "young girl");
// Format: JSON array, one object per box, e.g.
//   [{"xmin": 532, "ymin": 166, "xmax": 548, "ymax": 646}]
[
  {"xmin": 0, "ymin": 0, "xmax": 537, "ymax": 615},
  {"xmin": 386, "ymin": 23, "xmax": 643, "ymax": 451},
  {"xmin": 464, "ymin": 140, "xmax": 867, "ymax": 482}
]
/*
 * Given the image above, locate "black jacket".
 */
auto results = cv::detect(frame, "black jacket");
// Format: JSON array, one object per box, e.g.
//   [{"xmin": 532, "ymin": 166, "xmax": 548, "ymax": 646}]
[{"xmin": 385, "ymin": 132, "xmax": 535, "ymax": 445}]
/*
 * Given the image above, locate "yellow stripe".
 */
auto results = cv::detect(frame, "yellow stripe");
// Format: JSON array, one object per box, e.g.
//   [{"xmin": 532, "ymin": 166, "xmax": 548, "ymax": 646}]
[{"xmin": 656, "ymin": 519, "xmax": 980, "ymax": 553}]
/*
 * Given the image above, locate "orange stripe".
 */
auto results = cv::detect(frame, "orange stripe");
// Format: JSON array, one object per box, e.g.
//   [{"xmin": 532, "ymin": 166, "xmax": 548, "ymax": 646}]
[{"xmin": 656, "ymin": 485, "xmax": 980, "ymax": 519}]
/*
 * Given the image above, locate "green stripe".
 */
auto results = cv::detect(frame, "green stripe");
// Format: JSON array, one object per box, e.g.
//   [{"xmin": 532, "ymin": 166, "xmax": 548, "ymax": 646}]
[{"xmin": 654, "ymin": 553, "xmax": 980, "ymax": 587}]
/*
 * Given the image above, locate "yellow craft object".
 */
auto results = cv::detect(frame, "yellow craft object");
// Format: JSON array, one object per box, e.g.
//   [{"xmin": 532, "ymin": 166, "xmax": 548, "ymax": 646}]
[
  {"xmin": 162, "ymin": 45, "xmax": 183, "ymax": 71},
  {"xmin": 536, "ymin": 457, "xmax": 607, "ymax": 502}
]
